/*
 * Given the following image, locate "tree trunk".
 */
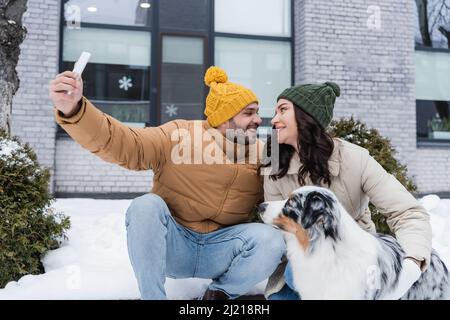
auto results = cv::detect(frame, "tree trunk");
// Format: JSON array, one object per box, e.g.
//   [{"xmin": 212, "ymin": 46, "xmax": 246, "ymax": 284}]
[
  {"xmin": 0, "ymin": 0, "xmax": 27, "ymax": 135},
  {"xmin": 438, "ymin": 26, "xmax": 450, "ymax": 49},
  {"xmin": 415, "ymin": 0, "xmax": 433, "ymax": 47}
]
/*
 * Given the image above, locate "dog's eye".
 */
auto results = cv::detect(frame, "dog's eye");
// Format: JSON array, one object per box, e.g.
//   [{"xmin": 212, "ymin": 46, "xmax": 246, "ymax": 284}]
[{"xmin": 316, "ymin": 216, "xmax": 324, "ymax": 225}]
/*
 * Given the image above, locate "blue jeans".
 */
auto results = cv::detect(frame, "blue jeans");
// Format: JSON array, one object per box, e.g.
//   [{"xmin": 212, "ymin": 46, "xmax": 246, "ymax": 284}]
[
  {"xmin": 268, "ymin": 261, "xmax": 301, "ymax": 300},
  {"xmin": 125, "ymin": 194, "xmax": 286, "ymax": 300}
]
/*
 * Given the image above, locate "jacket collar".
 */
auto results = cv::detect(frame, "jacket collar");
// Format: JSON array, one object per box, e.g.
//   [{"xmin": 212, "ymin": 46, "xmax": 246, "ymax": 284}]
[{"xmin": 261, "ymin": 138, "xmax": 341, "ymax": 176}]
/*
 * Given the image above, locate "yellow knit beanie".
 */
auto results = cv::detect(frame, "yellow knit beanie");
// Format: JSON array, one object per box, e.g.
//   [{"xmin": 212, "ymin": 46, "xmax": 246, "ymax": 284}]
[{"xmin": 204, "ymin": 66, "xmax": 259, "ymax": 127}]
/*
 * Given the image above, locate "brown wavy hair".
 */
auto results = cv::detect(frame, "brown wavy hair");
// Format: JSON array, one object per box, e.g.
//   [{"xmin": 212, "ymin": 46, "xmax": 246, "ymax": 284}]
[{"xmin": 260, "ymin": 104, "xmax": 335, "ymax": 187}]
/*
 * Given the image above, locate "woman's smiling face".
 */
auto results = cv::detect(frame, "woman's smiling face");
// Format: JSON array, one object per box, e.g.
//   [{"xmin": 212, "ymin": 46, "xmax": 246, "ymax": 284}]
[{"xmin": 271, "ymin": 99, "xmax": 299, "ymax": 149}]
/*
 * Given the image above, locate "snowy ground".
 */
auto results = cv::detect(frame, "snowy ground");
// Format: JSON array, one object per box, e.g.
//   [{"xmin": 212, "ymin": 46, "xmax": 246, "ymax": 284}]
[
  {"xmin": 0, "ymin": 198, "xmax": 265, "ymax": 300},
  {"xmin": 0, "ymin": 196, "xmax": 449, "ymax": 300}
]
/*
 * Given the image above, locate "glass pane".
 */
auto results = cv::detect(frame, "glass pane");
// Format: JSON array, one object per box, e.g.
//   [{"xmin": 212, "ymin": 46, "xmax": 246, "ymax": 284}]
[
  {"xmin": 163, "ymin": 36, "xmax": 203, "ymax": 64},
  {"xmin": 160, "ymin": 0, "xmax": 209, "ymax": 31},
  {"xmin": 215, "ymin": 0, "xmax": 291, "ymax": 37},
  {"xmin": 215, "ymin": 37, "xmax": 291, "ymax": 120},
  {"xmin": 415, "ymin": 50, "xmax": 450, "ymax": 101},
  {"xmin": 161, "ymin": 36, "xmax": 204, "ymax": 123},
  {"xmin": 62, "ymin": 27, "xmax": 151, "ymax": 125},
  {"xmin": 64, "ymin": 0, "xmax": 152, "ymax": 27},
  {"xmin": 414, "ymin": 0, "xmax": 450, "ymax": 49},
  {"xmin": 63, "ymin": 27, "xmax": 151, "ymax": 66},
  {"xmin": 416, "ymin": 100, "xmax": 450, "ymax": 140}
]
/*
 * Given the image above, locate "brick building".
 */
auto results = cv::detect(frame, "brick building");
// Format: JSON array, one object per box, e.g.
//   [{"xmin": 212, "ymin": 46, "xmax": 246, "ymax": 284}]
[{"xmin": 11, "ymin": 0, "xmax": 450, "ymax": 197}]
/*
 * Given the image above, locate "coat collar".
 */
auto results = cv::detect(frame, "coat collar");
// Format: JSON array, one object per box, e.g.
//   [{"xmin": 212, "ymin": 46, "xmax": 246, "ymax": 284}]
[{"xmin": 261, "ymin": 138, "xmax": 342, "ymax": 177}]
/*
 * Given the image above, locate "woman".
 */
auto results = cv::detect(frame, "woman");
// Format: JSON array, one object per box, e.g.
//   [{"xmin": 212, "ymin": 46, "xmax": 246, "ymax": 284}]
[{"xmin": 260, "ymin": 82, "xmax": 432, "ymax": 300}]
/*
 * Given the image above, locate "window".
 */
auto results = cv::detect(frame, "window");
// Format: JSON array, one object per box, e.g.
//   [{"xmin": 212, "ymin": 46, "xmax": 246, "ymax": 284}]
[
  {"xmin": 64, "ymin": 0, "xmax": 152, "ymax": 27},
  {"xmin": 214, "ymin": 0, "xmax": 291, "ymax": 37},
  {"xmin": 214, "ymin": 0, "xmax": 293, "ymax": 128},
  {"xmin": 415, "ymin": 0, "xmax": 450, "ymax": 49},
  {"xmin": 62, "ymin": 27, "xmax": 151, "ymax": 127},
  {"xmin": 416, "ymin": 50, "xmax": 450, "ymax": 101},
  {"xmin": 416, "ymin": 51, "xmax": 450, "ymax": 140},
  {"xmin": 215, "ymin": 37, "xmax": 291, "ymax": 120},
  {"xmin": 158, "ymin": 0, "xmax": 210, "ymax": 124},
  {"xmin": 160, "ymin": 0, "xmax": 209, "ymax": 32},
  {"xmin": 414, "ymin": 0, "xmax": 450, "ymax": 142},
  {"xmin": 62, "ymin": 0, "xmax": 153, "ymax": 127},
  {"xmin": 63, "ymin": 28, "xmax": 150, "ymax": 127},
  {"xmin": 59, "ymin": 0, "xmax": 292, "ymax": 130},
  {"xmin": 160, "ymin": 36, "xmax": 206, "ymax": 123}
]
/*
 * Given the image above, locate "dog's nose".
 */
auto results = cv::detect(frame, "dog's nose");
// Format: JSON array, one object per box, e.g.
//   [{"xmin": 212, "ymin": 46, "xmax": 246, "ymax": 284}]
[{"xmin": 257, "ymin": 203, "xmax": 268, "ymax": 214}]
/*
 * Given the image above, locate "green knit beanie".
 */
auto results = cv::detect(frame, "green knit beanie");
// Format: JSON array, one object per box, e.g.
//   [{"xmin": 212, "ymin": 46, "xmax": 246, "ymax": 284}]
[{"xmin": 277, "ymin": 82, "xmax": 340, "ymax": 129}]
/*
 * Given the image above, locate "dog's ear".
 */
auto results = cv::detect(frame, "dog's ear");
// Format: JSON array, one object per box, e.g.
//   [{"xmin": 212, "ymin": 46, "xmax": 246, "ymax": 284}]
[
  {"xmin": 301, "ymin": 192, "xmax": 326, "ymax": 229},
  {"xmin": 301, "ymin": 191, "xmax": 338, "ymax": 239},
  {"xmin": 256, "ymin": 203, "xmax": 268, "ymax": 214},
  {"xmin": 282, "ymin": 193, "xmax": 303, "ymax": 221}
]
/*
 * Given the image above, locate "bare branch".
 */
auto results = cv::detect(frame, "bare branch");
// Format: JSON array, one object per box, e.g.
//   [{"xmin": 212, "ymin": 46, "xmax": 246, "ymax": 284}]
[{"xmin": 430, "ymin": 0, "xmax": 446, "ymax": 32}]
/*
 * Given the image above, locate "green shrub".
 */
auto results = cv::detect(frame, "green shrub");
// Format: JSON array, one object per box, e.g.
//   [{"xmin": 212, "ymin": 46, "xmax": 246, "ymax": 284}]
[
  {"xmin": 329, "ymin": 117, "xmax": 417, "ymax": 235},
  {"xmin": 0, "ymin": 129, "xmax": 70, "ymax": 288}
]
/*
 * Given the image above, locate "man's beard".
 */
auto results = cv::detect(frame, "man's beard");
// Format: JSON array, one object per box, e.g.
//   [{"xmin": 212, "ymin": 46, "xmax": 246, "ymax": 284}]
[{"xmin": 226, "ymin": 119, "xmax": 258, "ymax": 145}]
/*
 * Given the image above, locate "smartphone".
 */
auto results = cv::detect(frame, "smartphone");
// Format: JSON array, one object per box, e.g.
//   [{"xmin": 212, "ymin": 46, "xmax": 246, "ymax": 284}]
[{"xmin": 67, "ymin": 51, "xmax": 91, "ymax": 95}]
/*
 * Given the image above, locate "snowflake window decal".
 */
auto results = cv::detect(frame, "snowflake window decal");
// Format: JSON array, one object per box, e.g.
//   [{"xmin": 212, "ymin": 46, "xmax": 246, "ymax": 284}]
[
  {"xmin": 119, "ymin": 76, "xmax": 133, "ymax": 91},
  {"xmin": 165, "ymin": 104, "xmax": 178, "ymax": 117}
]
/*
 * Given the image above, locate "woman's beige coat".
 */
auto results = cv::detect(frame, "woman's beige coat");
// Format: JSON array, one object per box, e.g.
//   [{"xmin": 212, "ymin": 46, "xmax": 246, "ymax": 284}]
[{"xmin": 261, "ymin": 138, "xmax": 432, "ymax": 297}]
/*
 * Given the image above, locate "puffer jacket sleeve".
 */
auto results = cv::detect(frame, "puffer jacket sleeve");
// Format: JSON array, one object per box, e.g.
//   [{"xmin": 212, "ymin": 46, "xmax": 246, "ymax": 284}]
[
  {"xmin": 361, "ymin": 151, "xmax": 432, "ymax": 270},
  {"xmin": 55, "ymin": 97, "xmax": 173, "ymax": 172}
]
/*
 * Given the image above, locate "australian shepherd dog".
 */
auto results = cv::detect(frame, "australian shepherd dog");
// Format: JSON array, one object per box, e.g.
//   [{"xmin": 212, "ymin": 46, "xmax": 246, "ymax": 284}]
[{"xmin": 258, "ymin": 186, "xmax": 449, "ymax": 300}]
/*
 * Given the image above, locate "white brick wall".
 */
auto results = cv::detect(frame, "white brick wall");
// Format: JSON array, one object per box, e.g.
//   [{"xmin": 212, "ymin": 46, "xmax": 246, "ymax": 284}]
[
  {"xmin": 293, "ymin": 0, "xmax": 450, "ymax": 194},
  {"xmin": 11, "ymin": 0, "xmax": 60, "ymax": 192},
  {"xmin": 55, "ymin": 138, "xmax": 154, "ymax": 194},
  {"xmin": 409, "ymin": 149, "xmax": 450, "ymax": 193}
]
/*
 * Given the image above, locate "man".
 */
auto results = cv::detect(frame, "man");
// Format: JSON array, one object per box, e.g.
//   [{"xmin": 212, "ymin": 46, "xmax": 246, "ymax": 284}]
[{"xmin": 49, "ymin": 66, "xmax": 285, "ymax": 300}]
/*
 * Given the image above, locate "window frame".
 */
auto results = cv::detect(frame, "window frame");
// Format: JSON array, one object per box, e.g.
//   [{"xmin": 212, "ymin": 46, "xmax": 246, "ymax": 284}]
[
  {"xmin": 58, "ymin": 0, "xmax": 155, "ymax": 136},
  {"xmin": 158, "ymin": 32, "xmax": 209, "ymax": 123},
  {"xmin": 210, "ymin": 0, "xmax": 294, "ymax": 127},
  {"xmin": 415, "ymin": 45, "xmax": 450, "ymax": 147},
  {"xmin": 57, "ymin": 0, "xmax": 294, "ymax": 136}
]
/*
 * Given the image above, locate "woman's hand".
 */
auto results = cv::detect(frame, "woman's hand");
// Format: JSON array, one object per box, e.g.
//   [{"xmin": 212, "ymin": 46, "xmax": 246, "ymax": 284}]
[
  {"xmin": 380, "ymin": 258, "xmax": 422, "ymax": 300},
  {"xmin": 273, "ymin": 215, "xmax": 309, "ymax": 250}
]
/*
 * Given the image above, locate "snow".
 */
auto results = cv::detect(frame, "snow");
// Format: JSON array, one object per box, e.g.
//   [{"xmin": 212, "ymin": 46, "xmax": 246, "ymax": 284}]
[
  {"xmin": 0, "ymin": 139, "xmax": 21, "ymax": 158},
  {"xmin": 0, "ymin": 196, "xmax": 449, "ymax": 300},
  {"xmin": 0, "ymin": 138, "xmax": 33, "ymax": 166},
  {"xmin": 0, "ymin": 198, "xmax": 265, "ymax": 300},
  {"xmin": 420, "ymin": 196, "xmax": 450, "ymax": 268}
]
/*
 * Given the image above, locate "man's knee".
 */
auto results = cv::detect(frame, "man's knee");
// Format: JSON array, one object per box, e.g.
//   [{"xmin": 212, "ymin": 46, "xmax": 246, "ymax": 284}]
[
  {"xmin": 126, "ymin": 193, "xmax": 169, "ymax": 227},
  {"xmin": 244, "ymin": 224, "xmax": 285, "ymax": 257}
]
